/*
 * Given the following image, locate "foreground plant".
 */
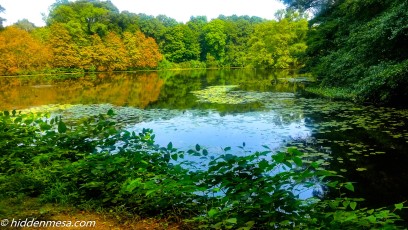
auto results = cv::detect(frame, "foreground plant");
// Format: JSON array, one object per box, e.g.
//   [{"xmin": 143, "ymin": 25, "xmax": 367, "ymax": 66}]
[{"xmin": 0, "ymin": 110, "xmax": 405, "ymax": 229}]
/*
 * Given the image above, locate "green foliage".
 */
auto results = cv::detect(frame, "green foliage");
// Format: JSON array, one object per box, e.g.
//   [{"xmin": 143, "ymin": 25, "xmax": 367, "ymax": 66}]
[
  {"xmin": 303, "ymin": 0, "xmax": 408, "ymax": 104},
  {"xmin": 304, "ymin": 86, "xmax": 357, "ymax": 101},
  {"xmin": 1, "ymin": 1, "xmax": 311, "ymax": 75},
  {"xmin": 161, "ymin": 24, "xmax": 201, "ymax": 63},
  {"xmin": 47, "ymin": 0, "xmax": 117, "ymax": 37},
  {"xmin": 0, "ymin": 111, "xmax": 405, "ymax": 228},
  {"xmin": 203, "ymin": 19, "xmax": 227, "ymax": 64},
  {"xmin": 247, "ymin": 10, "xmax": 308, "ymax": 69},
  {"xmin": 158, "ymin": 59, "xmax": 206, "ymax": 70}
]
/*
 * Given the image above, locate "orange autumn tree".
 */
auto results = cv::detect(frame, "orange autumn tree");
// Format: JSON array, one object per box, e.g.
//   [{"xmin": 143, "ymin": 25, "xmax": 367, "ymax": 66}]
[
  {"xmin": 81, "ymin": 32, "xmax": 129, "ymax": 71},
  {"xmin": 123, "ymin": 31, "xmax": 162, "ymax": 69},
  {"xmin": 80, "ymin": 34, "xmax": 108, "ymax": 71},
  {"xmin": 104, "ymin": 32, "xmax": 128, "ymax": 71},
  {"xmin": 0, "ymin": 26, "xmax": 51, "ymax": 75},
  {"xmin": 48, "ymin": 23, "xmax": 81, "ymax": 69}
]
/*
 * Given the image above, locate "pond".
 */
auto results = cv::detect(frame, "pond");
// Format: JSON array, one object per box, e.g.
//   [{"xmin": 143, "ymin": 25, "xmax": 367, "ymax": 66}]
[{"xmin": 1, "ymin": 69, "xmax": 408, "ymax": 217}]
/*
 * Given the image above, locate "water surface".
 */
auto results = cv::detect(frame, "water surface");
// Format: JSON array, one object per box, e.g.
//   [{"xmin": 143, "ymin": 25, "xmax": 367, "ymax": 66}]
[{"xmin": 1, "ymin": 69, "xmax": 407, "ymax": 215}]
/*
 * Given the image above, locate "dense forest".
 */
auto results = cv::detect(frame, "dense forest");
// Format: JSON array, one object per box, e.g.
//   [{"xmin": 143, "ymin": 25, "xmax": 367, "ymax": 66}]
[
  {"xmin": 284, "ymin": 0, "xmax": 408, "ymax": 104},
  {"xmin": 0, "ymin": 0, "xmax": 308, "ymax": 75}
]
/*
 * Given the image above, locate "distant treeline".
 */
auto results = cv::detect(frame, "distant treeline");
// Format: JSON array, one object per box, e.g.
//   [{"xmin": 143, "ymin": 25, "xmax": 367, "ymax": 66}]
[{"xmin": 0, "ymin": 0, "xmax": 308, "ymax": 75}]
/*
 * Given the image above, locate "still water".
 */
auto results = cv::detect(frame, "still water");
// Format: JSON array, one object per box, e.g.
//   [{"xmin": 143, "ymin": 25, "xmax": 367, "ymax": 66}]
[{"xmin": 1, "ymin": 69, "xmax": 408, "ymax": 215}]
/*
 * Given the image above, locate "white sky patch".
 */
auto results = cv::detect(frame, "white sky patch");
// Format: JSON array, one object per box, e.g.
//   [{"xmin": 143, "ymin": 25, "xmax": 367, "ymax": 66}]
[{"xmin": 0, "ymin": 0, "xmax": 285, "ymax": 27}]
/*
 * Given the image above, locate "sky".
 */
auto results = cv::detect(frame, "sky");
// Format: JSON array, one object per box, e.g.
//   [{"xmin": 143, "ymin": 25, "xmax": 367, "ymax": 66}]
[{"xmin": 0, "ymin": 0, "xmax": 285, "ymax": 27}]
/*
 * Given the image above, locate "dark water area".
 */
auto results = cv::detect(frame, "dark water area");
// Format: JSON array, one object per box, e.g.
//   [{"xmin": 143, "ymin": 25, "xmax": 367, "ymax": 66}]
[{"xmin": 1, "ymin": 69, "xmax": 407, "ymax": 221}]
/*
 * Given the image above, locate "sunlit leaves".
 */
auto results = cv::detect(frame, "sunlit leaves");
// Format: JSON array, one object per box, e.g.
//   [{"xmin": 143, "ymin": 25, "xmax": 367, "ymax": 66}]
[
  {"xmin": 48, "ymin": 23, "xmax": 81, "ymax": 69},
  {"xmin": 0, "ymin": 26, "xmax": 51, "ymax": 75},
  {"xmin": 247, "ymin": 12, "xmax": 308, "ymax": 69}
]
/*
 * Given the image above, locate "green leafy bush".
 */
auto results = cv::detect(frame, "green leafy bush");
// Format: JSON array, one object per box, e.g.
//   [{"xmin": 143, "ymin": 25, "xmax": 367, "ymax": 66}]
[
  {"xmin": 0, "ymin": 110, "xmax": 405, "ymax": 228},
  {"xmin": 304, "ymin": 0, "xmax": 408, "ymax": 105}
]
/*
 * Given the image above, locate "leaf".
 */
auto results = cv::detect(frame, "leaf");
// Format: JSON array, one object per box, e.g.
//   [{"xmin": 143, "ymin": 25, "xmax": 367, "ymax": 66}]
[
  {"xmin": 288, "ymin": 147, "xmax": 302, "ymax": 156},
  {"xmin": 283, "ymin": 161, "xmax": 292, "ymax": 169},
  {"xmin": 367, "ymin": 215, "xmax": 376, "ymax": 223},
  {"xmin": 107, "ymin": 109, "xmax": 115, "ymax": 116},
  {"xmin": 208, "ymin": 208, "xmax": 218, "ymax": 217},
  {"xmin": 293, "ymin": 156, "xmax": 302, "ymax": 166},
  {"xmin": 224, "ymin": 146, "xmax": 231, "ymax": 152},
  {"xmin": 327, "ymin": 181, "xmax": 339, "ymax": 188},
  {"xmin": 272, "ymin": 152, "xmax": 285, "ymax": 163},
  {"xmin": 342, "ymin": 200, "xmax": 350, "ymax": 208},
  {"xmin": 167, "ymin": 142, "xmax": 173, "ymax": 150},
  {"xmin": 345, "ymin": 213, "xmax": 357, "ymax": 221},
  {"xmin": 58, "ymin": 121, "xmax": 67, "ymax": 133},
  {"xmin": 201, "ymin": 149, "xmax": 208, "ymax": 156},
  {"xmin": 259, "ymin": 159, "xmax": 269, "ymax": 170},
  {"xmin": 171, "ymin": 154, "xmax": 178, "ymax": 161},
  {"xmin": 225, "ymin": 218, "xmax": 237, "ymax": 224},
  {"xmin": 344, "ymin": 182, "xmax": 354, "ymax": 192},
  {"xmin": 395, "ymin": 203, "xmax": 404, "ymax": 210},
  {"xmin": 195, "ymin": 144, "xmax": 201, "ymax": 151},
  {"xmin": 146, "ymin": 190, "xmax": 155, "ymax": 196},
  {"xmin": 350, "ymin": 202, "xmax": 357, "ymax": 210},
  {"xmin": 356, "ymin": 167, "xmax": 367, "ymax": 171}
]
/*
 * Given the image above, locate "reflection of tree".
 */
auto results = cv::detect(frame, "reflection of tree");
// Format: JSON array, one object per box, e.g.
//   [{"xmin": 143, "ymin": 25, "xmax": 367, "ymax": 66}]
[
  {"xmin": 150, "ymin": 69, "xmax": 306, "ymax": 114},
  {"xmin": 150, "ymin": 70, "xmax": 204, "ymax": 109},
  {"xmin": 1, "ymin": 69, "xmax": 306, "ymax": 113},
  {"xmin": 0, "ymin": 72, "xmax": 163, "ymax": 110}
]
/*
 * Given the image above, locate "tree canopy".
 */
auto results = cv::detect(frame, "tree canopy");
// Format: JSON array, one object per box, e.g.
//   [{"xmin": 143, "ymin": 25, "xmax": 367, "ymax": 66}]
[
  {"xmin": 286, "ymin": 0, "xmax": 408, "ymax": 104},
  {"xmin": 0, "ymin": 0, "xmax": 309, "ymax": 75}
]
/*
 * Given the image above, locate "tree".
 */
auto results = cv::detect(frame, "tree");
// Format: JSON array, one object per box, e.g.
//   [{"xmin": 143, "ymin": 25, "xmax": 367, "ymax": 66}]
[
  {"xmin": 248, "ymin": 11, "xmax": 308, "ymax": 69},
  {"xmin": 303, "ymin": 0, "xmax": 408, "ymax": 103},
  {"xmin": 0, "ymin": 27, "xmax": 51, "ymax": 75},
  {"xmin": 123, "ymin": 31, "xmax": 162, "ymax": 69},
  {"xmin": 0, "ymin": 4, "xmax": 5, "ymax": 29},
  {"xmin": 109, "ymin": 11, "xmax": 140, "ymax": 34},
  {"xmin": 203, "ymin": 19, "xmax": 227, "ymax": 64},
  {"xmin": 47, "ymin": 0, "xmax": 117, "ymax": 37},
  {"xmin": 281, "ymin": 0, "xmax": 339, "ymax": 13},
  {"xmin": 137, "ymin": 14, "xmax": 166, "ymax": 43},
  {"xmin": 48, "ymin": 23, "xmax": 81, "ymax": 69},
  {"xmin": 103, "ymin": 32, "xmax": 128, "ymax": 71},
  {"xmin": 187, "ymin": 16, "xmax": 207, "ymax": 61},
  {"xmin": 161, "ymin": 24, "xmax": 200, "ymax": 63},
  {"xmin": 14, "ymin": 19, "xmax": 36, "ymax": 32},
  {"xmin": 80, "ymin": 32, "xmax": 128, "ymax": 71},
  {"xmin": 221, "ymin": 16, "xmax": 258, "ymax": 67}
]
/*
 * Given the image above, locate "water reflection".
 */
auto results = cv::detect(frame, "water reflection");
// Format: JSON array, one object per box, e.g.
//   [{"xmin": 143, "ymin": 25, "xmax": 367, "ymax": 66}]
[
  {"xmin": 127, "ymin": 109, "xmax": 311, "ymax": 154},
  {"xmin": 0, "ymin": 72, "xmax": 164, "ymax": 110}
]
